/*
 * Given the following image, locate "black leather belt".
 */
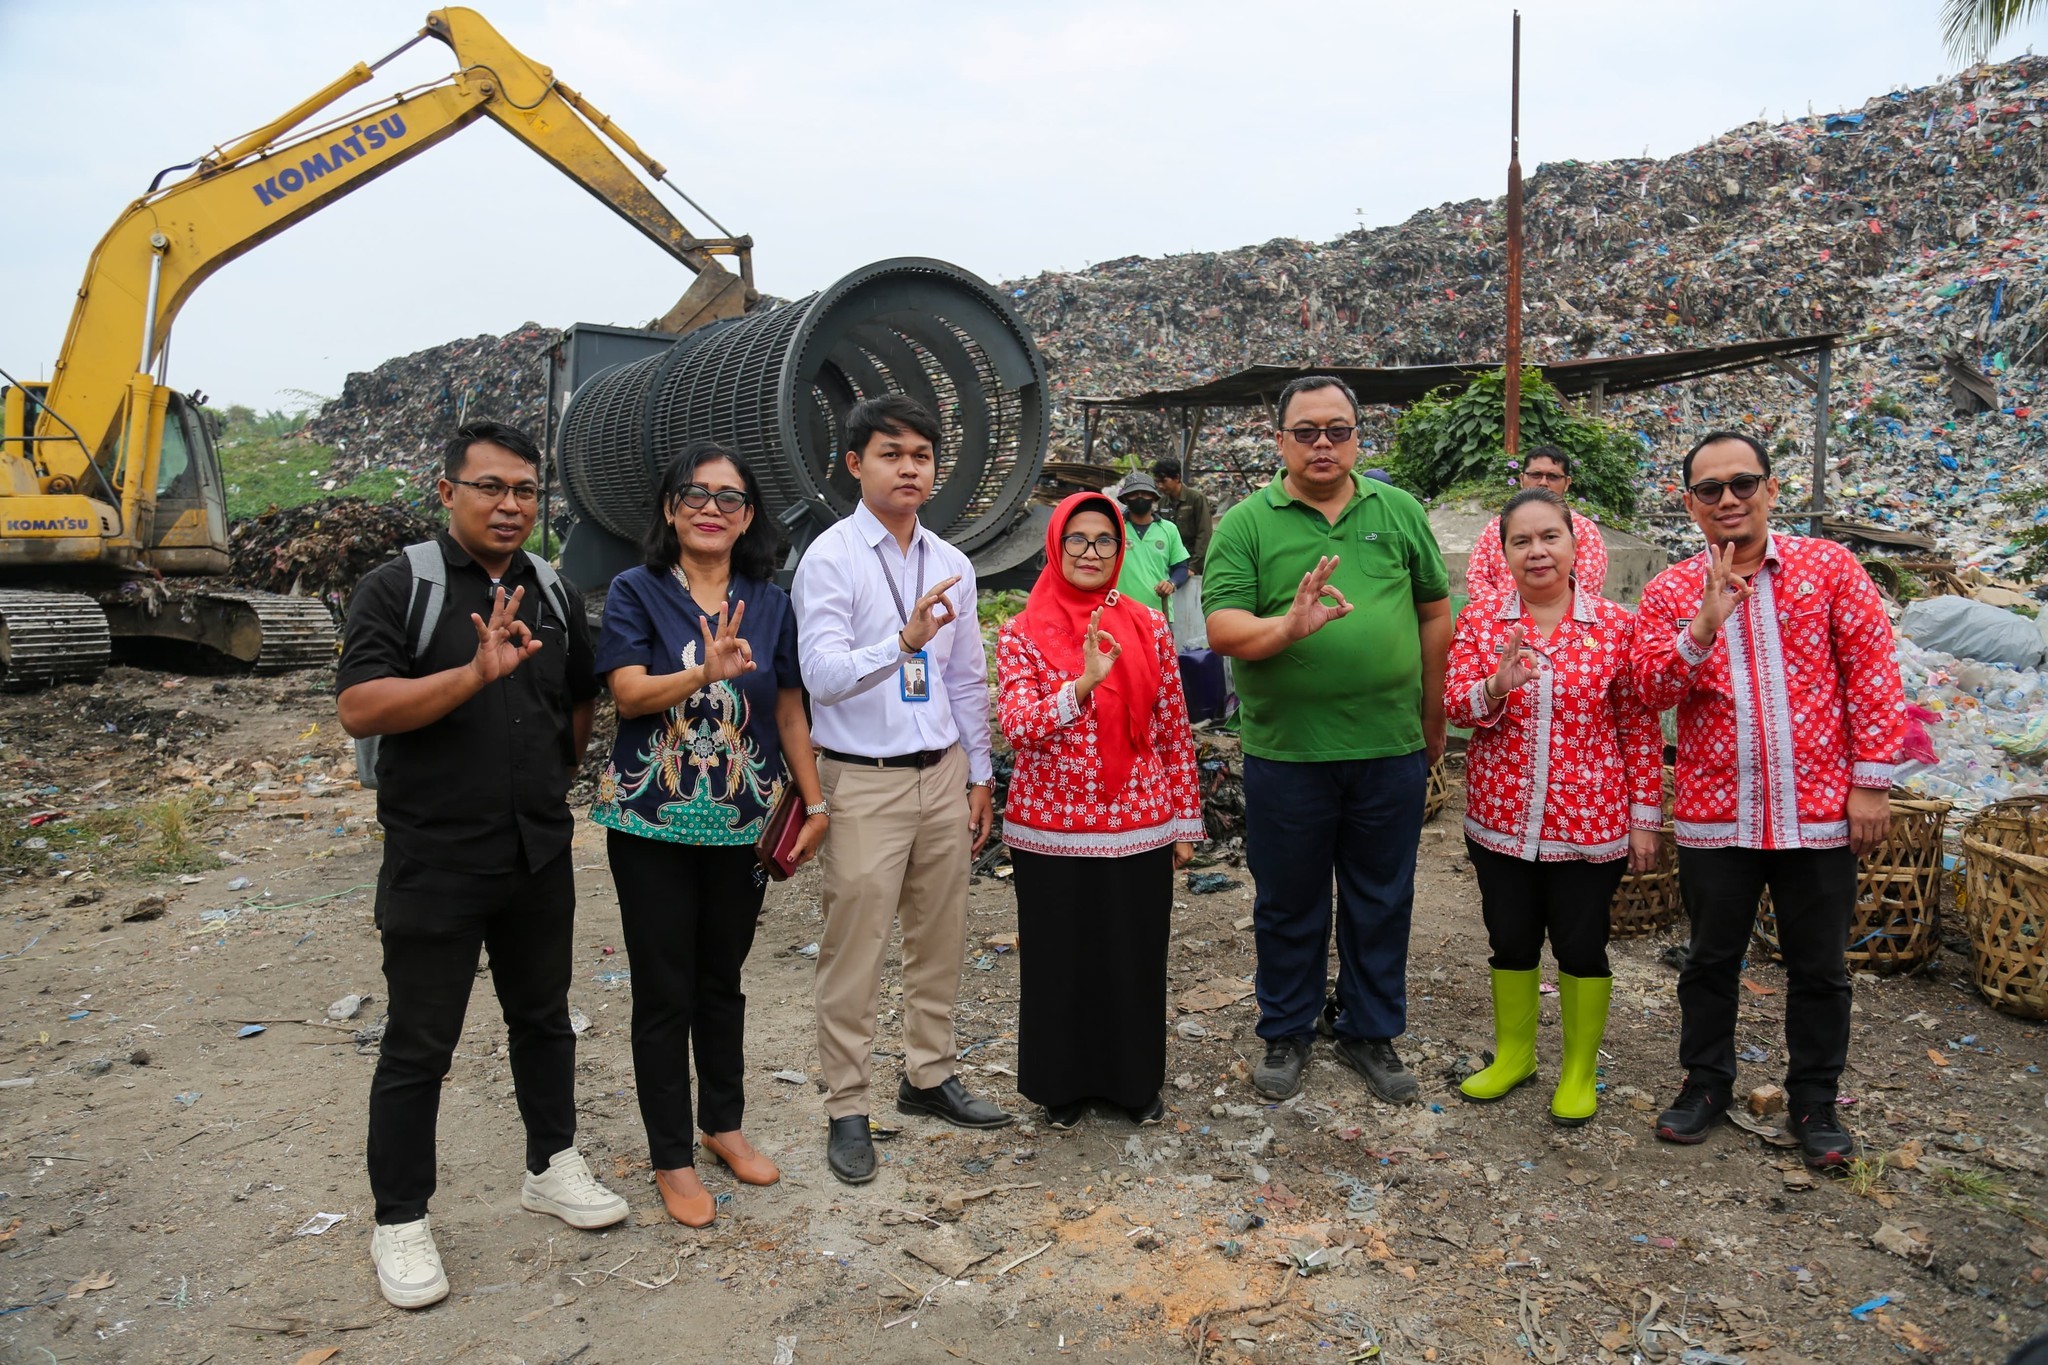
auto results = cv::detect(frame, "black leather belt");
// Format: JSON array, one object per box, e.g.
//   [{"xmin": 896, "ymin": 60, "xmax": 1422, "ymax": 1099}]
[{"xmin": 819, "ymin": 746, "xmax": 951, "ymax": 770}]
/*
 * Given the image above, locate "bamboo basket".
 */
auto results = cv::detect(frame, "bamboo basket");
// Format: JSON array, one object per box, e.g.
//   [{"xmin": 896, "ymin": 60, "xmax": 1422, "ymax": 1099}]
[
  {"xmin": 1754, "ymin": 794, "xmax": 1952, "ymax": 974},
  {"xmin": 1611, "ymin": 822, "xmax": 1681, "ymax": 936},
  {"xmin": 1423, "ymin": 756, "xmax": 1450, "ymax": 823},
  {"xmin": 1960, "ymin": 796, "xmax": 2048, "ymax": 1019}
]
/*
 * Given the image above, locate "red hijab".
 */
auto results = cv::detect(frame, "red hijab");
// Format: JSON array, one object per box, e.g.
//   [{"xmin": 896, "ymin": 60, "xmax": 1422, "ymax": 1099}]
[{"xmin": 1015, "ymin": 492, "xmax": 1164, "ymax": 798}]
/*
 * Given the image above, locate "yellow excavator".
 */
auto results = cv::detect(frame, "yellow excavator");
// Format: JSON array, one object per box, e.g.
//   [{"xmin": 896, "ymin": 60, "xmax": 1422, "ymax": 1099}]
[{"xmin": 0, "ymin": 7, "xmax": 755, "ymax": 689}]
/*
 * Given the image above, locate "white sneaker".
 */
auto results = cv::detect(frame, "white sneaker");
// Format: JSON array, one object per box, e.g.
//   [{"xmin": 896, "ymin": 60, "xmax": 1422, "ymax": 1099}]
[
  {"xmin": 521, "ymin": 1148, "xmax": 629, "ymax": 1229},
  {"xmin": 370, "ymin": 1215, "xmax": 449, "ymax": 1310}
]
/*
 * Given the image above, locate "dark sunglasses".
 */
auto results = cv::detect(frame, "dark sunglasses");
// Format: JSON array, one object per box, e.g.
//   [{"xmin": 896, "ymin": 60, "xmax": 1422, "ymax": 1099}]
[
  {"xmin": 676, "ymin": 484, "xmax": 751, "ymax": 513},
  {"xmin": 1686, "ymin": 473, "xmax": 1767, "ymax": 504},
  {"xmin": 1061, "ymin": 533, "xmax": 1121, "ymax": 558},
  {"xmin": 1282, "ymin": 425, "xmax": 1357, "ymax": 446}
]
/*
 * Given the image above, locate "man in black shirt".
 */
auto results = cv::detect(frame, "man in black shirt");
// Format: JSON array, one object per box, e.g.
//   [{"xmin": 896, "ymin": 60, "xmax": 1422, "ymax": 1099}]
[{"xmin": 337, "ymin": 420, "xmax": 623, "ymax": 1310}]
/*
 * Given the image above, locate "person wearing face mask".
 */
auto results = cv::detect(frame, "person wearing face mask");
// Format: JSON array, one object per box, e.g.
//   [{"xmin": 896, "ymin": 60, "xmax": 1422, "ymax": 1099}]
[
  {"xmin": 997, "ymin": 493, "xmax": 1204, "ymax": 1130},
  {"xmin": 793, "ymin": 395, "xmax": 1010, "ymax": 1188},
  {"xmin": 591, "ymin": 440, "xmax": 826, "ymax": 1227},
  {"xmin": 1631, "ymin": 431, "xmax": 1905, "ymax": 1171},
  {"xmin": 1112, "ymin": 472, "xmax": 1190, "ymax": 624},
  {"xmin": 1445, "ymin": 489, "xmax": 1662, "ymax": 1126}
]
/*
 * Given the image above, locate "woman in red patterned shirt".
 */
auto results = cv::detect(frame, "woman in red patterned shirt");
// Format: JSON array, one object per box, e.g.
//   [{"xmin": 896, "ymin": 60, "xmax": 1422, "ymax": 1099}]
[
  {"xmin": 998, "ymin": 492, "xmax": 1205, "ymax": 1131},
  {"xmin": 1445, "ymin": 489, "xmax": 1663, "ymax": 1124}
]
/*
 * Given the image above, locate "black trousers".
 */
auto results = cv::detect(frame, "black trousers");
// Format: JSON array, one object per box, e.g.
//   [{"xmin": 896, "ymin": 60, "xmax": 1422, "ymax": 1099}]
[
  {"xmin": 368, "ymin": 847, "xmax": 577, "ymax": 1225},
  {"xmin": 606, "ymin": 832, "xmax": 766, "ymax": 1169},
  {"xmin": 1676, "ymin": 844, "xmax": 1856, "ymax": 1102},
  {"xmin": 1011, "ymin": 844, "xmax": 1171, "ymax": 1111},
  {"xmin": 1465, "ymin": 839, "xmax": 1624, "ymax": 978}
]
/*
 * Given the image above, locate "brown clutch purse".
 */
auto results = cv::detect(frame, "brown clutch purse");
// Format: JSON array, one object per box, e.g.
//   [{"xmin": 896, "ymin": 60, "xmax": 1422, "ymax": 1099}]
[{"xmin": 755, "ymin": 782, "xmax": 805, "ymax": 881}]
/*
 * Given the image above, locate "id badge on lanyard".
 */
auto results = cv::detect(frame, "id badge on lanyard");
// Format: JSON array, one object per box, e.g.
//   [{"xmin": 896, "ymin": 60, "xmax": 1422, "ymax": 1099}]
[{"xmin": 876, "ymin": 540, "xmax": 933, "ymax": 703}]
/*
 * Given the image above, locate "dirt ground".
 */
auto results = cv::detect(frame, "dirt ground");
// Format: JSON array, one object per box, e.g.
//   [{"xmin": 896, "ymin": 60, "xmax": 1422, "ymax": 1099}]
[{"xmin": 0, "ymin": 667, "xmax": 2044, "ymax": 1364}]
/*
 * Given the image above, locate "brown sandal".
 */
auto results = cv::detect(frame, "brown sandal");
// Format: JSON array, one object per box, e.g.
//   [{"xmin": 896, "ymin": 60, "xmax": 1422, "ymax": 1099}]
[
  {"xmin": 654, "ymin": 1168, "xmax": 714, "ymax": 1227},
  {"xmin": 700, "ymin": 1132, "xmax": 781, "ymax": 1187}
]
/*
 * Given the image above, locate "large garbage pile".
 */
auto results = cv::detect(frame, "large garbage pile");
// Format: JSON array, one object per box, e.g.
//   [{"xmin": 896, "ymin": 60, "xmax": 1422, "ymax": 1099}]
[
  {"xmin": 1005, "ymin": 59, "xmax": 2048, "ymax": 573},
  {"xmin": 1895, "ymin": 635, "xmax": 2048, "ymax": 810},
  {"xmin": 304, "ymin": 323, "xmax": 557, "ymax": 495},
  {"xmin": 227, "ymin": 496, "xmax": 440, "ymax": 619}
]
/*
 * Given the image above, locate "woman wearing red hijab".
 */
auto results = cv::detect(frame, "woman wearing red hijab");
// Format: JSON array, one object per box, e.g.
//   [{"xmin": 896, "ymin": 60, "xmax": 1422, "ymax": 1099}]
[{"xmin": 998, "ymin": 493, "xmax": 1204, "ymax": 1130}]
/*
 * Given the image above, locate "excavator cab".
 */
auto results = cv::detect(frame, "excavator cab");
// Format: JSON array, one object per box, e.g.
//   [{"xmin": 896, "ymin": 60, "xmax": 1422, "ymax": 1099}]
[{"xmin": 142, "ymin": 390, "xmax": 231, "ymax": 576}]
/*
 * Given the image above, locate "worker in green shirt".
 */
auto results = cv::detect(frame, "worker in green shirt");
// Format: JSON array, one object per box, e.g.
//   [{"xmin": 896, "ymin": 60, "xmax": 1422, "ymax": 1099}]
[
  {"xmin": 1112, "ymin": 472, "xmax": 1189, "ymax": 622},
  {"xmin": 1203, "ymin": 375, "xmax": 1451, "ymax": 1108}
]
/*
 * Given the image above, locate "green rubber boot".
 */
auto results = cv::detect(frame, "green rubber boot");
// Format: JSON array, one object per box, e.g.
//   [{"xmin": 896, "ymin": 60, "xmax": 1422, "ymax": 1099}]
[
  {"xmin": 1551, "ymin": 973, "xmax": 1613, "ymax": 1126},
  {"xmin": 1460, "ymin": 968, "xmax": 1540, "ymax": 1102}
]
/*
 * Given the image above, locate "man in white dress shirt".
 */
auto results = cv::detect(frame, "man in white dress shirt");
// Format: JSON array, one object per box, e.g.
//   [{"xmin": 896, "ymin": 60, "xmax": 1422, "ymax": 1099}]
[{"xmin": 794, "ymin": 394, "xmax": 1012, "ymax": 1186}]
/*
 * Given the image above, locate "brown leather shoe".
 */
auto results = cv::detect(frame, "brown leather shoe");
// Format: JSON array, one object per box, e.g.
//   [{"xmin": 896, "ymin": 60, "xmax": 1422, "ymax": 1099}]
[
  {"xmin": 654, "ymin": 1168, "xmax": 714, "ymax": 1227},
  {"xmin": 700, "ymin": 1131, "xmax": 781, "ymax": 1186}
]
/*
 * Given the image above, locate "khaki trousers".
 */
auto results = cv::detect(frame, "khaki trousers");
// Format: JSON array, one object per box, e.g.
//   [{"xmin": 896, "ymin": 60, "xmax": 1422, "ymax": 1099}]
[{"xmin": 814, "ymin": 744, "xmax": 970, "ymax": 1119}]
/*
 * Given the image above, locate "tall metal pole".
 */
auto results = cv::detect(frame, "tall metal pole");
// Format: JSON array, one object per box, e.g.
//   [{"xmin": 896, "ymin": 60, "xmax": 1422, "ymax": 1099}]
[{"xmin": 1503, "ymin": 11, "xmax": 1524, "ymax": 460}]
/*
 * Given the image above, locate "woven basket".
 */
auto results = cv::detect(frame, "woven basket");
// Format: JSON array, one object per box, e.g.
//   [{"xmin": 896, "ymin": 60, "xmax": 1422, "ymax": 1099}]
[
  {"xmin": 1423, "ymin": 756, "xmax": 1450, "ymax": 823},
  {"xmin": 1611, "ymin": 822, "xmax": 1681, "ymax": 936},
  {"xmin": 1754, "ymin": 794, "xmax": 1952, "ymax": 974},
  {"xmin": 1960, "ymin": 796, "xmax": 2048, "ymax": 1019}
]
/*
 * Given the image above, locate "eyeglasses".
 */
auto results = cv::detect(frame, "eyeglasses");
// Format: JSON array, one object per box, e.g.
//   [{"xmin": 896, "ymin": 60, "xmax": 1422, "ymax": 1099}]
[
  {"xmin": 1686, "ymin": 473, "xmax": 1767, "ymax": 503},
  {"xmin": 449, "ymin": 478, "xmax": 540, "ymax": 505},
  {"xmin": 1521, "ymin": 469, "xmax": 1568, "ymax": 485},
  {"xmin": 1282, "ymin": 425, "xmax": 1357, "ymax": 446},
  {"xmin": 1061, "ymin": 533, "xmax": 1121, "ymax": 558},
  {"xmin": 676, "ymin": 484, "xmax": 751, "ymax": 513}
]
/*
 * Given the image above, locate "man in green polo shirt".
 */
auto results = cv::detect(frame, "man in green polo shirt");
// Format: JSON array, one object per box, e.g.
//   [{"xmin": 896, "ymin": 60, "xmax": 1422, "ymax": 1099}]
[{"xmin": 1204, "ymin": 375, "xmax": 1451, "ymax": 1106}]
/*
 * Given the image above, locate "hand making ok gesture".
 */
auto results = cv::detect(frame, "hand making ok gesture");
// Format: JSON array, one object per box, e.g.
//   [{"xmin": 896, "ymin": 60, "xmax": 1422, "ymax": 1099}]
[
  {"xmin": 1485, "ymin": 624, "xmax": 1540, "ymax": 707},
  {"xmin": 467, "ymin": 585, "xmax": 542, "ymax": 686},
  {"xmin": 698, "ymin": 599, "xmax": 755, "ymax": 682},
  {"xmin": 900, "ymin": 574, "xmax": 964, "ymax": 652},
  {"xmin": 1281, "ymin": 556, "xmax": 1354, "ymax": 643},
  {"xmin": 1075, "ymin": 607, "xmax": 1122, "ymax": 701},
  {"xmin": 1689, "ymin": 541, "xmax": 1755, "ymax": 648}
]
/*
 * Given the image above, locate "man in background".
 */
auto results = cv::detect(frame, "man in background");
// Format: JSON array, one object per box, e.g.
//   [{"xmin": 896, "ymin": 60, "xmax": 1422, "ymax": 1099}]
[{"xmin": 1153, "ymin": 456, "xmax": 1215, "ymax": 647}]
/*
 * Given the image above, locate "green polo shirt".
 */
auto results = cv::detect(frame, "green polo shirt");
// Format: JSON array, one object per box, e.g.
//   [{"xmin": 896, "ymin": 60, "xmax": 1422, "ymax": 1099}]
[
  {"xmin": 1202, "ymin": 470, "xmax": 1449, "ymax": 762},
  {"xmin": 1114, "ymin": 516, "xmax": 1187, "ymax": 610}
]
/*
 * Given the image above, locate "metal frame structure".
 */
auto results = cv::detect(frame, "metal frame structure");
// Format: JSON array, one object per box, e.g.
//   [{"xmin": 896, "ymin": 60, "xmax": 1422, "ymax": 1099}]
[{"xmin": 1075, "ymin": 331, "xmax": 1847, "ymax": 527}]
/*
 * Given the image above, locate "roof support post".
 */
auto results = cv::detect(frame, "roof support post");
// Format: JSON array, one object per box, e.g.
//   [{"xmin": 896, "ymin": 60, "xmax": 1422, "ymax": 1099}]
[{"xmin": 1809, "ymin": 341, "xmax": 1831, "ymax": 535}]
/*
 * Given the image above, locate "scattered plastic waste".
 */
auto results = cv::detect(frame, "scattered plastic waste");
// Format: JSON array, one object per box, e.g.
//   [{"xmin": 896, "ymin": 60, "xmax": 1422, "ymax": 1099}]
[
  {"xmin": 293, "ymin": 1212, "xmax": 347, "ymax": 1237},
  {"xmin": 236, "ymin": 1025, "xmax": 265, "ymax": 1039},
  {"xmin": 325, "ymin": 994, "xmax": 364, "ymax": 1021}
]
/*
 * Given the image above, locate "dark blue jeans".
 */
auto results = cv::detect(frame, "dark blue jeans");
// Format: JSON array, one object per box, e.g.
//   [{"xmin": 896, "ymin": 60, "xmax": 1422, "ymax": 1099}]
[{"xmin": 1244, "ymin": 751, "xmax": 1428, "ymax": 1043}]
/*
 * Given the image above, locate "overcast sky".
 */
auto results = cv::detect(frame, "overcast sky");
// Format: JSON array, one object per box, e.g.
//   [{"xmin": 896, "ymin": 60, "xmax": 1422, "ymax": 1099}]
[{"xmin": 1, "ymin": 0, "xmax": 2036, "ymax": 410}]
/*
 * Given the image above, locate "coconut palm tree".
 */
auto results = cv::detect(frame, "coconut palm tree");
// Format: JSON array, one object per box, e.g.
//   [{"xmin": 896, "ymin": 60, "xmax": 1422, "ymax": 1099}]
[{"xmin": 1943, "ymin": 0, "xmax": 2048, "ymax": 61}]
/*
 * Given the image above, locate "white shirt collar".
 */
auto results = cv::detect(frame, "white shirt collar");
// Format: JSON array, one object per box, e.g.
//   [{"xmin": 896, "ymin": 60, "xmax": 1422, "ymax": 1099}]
[{"xmin": 851, "ymin": 499, "xmax": 932, "ymax": 552}]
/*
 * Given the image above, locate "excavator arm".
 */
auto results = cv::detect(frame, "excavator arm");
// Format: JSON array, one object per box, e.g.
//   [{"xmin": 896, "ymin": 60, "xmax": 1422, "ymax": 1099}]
[{"xmin": 15, "ymin": 5, "xmax": 753, "ymax": 547}]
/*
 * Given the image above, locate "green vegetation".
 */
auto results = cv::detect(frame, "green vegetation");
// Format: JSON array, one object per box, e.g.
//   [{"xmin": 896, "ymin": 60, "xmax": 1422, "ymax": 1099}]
[
  {"xmin": 211, "ymin": 405, "xmax": 425, "ymax": 522},
  {"xmin": 1388, "ymin": 368, "xmax": 1641, "ymax": 520},
  {"xmin": 5, "ymin": 794, "xmax": 221, "ymax": 877}
]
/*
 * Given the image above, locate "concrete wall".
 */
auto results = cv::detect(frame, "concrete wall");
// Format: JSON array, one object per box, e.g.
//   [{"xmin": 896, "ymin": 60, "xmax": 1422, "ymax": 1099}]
[{"xmin": 1429, "ymin": 505, "xmax": 1670, "ymax": 605}]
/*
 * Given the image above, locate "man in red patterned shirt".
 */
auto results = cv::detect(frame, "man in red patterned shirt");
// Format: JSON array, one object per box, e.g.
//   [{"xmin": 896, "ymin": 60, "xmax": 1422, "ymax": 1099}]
[
  {"xmin": 1465, "ymin": 446, "xmax": 1609, "ymax": 601},
  {"xmin": 1631, "ymin": 431, "xmax": 1904, "ymax": 1170}
]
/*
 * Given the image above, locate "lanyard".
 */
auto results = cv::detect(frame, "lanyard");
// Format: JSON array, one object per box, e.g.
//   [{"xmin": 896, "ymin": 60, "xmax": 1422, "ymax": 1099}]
[{"xmin": 872, "ymin": 539, "xmax": 928, "ymax": 626}]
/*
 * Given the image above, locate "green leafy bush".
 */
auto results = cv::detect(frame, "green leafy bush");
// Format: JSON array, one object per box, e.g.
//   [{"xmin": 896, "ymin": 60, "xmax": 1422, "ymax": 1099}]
[{"xmin": 1388, "ymin": 368, "xmax": 1640, "ymax": 520}]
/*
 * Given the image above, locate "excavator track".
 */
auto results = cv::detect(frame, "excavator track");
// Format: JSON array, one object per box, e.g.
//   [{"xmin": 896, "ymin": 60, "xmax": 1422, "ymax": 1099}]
[
  {"xmin": 93, "ymin": 585, "xmax": 336, "ymax": 676},
  {"xmin": 0, "ymin": 590, "xmax": 114, "ymax": 691},
  {"xmin": 202, "ymin": 591, "xmax": 336, "ymax": 674}
]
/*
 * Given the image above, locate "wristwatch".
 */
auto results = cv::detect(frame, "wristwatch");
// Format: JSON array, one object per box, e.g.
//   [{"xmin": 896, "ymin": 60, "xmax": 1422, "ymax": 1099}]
[{"xmin": 805, "ymin": 801, "xmax": 830, "ymax": 817}]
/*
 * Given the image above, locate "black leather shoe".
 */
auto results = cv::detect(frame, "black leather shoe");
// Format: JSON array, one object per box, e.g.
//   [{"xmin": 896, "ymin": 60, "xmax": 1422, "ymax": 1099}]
[
  {"xmin": 1333, "ymin": 1037, "xmax": 1421, "ymax": 1105},
  {"xmin": 1654, "ymin": 1077, "xmax": 1731, "ymax": 1144},
  {"xmin": 826, "ymin": 1115, "xmax": 876, "ymax": 1185},
  {"xmin": 1787, "ymin": 1100, "xmax": 1856, "ymax": 1170},
  {"xmin": 1251, "ymin": 1036, "xmax": 1312, "ymax": 1100},
  {"xmin": 1128, "ymin": 1094, "xmax": 1165, "ymax": 1126},
  {"xmin": 897, "ymin": 1075, "xmax": 1014, "ymax": 1129}
]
